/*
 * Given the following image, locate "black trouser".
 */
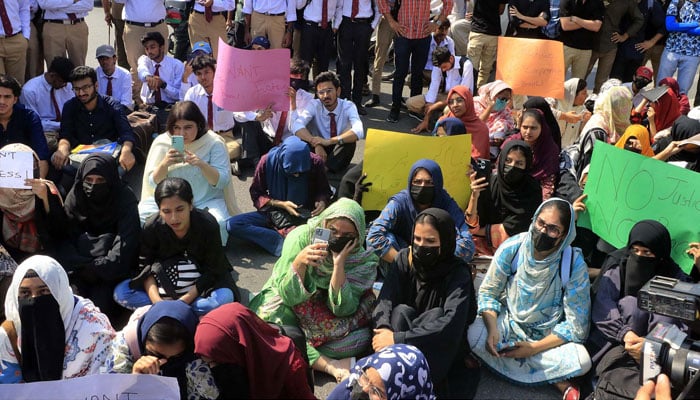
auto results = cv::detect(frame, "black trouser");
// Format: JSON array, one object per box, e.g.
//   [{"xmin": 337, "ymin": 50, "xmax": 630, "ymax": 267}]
[
  {"xmin": 300, "ymin": 22, "xmax": 333, "ymax": 75},
  {"xmin": 317, "ymin": 141, "xmax": 356, "ymax": 173},
  {"xmin": 239, "ymin": 121, "xmax": 273, "ymax": 165},
  {"xmin": 392, "ymin": 35, "xmax": 431, "ymax": 106},
  {"xmin": 337, "ymin": 17, "xmax": 373, "ymax": 104}
]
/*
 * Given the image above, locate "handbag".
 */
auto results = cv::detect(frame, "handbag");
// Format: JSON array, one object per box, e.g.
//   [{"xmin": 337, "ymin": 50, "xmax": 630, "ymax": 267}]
[{"xmin": 293, "ymin": 289, "xmax": 376, "ymax": 347}]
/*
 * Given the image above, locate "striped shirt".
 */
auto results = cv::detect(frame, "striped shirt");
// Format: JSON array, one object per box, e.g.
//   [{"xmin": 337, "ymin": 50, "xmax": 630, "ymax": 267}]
[
  {"xmin": 156, "ymin": 256, "xmax": 202, "ymax": 296},
  {"xmin": 377, "ymin": 0, "xmax": 453, "ymax": 39}
]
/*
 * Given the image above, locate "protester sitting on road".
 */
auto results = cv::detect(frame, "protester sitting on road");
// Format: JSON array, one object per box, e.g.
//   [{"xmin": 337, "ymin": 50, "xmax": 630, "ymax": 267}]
[
  {"xmin": 466, "ymin": 140, "xmax": 543, "ymax": 256},
  {"xmin": 139, "ymin": 101, "xmax": 236, "ymax": 243},
  {"xmin": 328, "ymin": 344, "xmax": 436, "ymax": 400},
  {"xmin": 653, "ymin": 115, "xmax": 700, "ymax": 172},
  {"xmin": 468, "ymin": 198, "xmax": 591, "ymax": 400},
  {"xmin": 366, "ymin": 159, "xmax": 475, "ymax": 272},
  {"xmin": 115, "ymin": 177, "xmax": 238, "ymax": 317},
  {"xmin": 226, "ymin": 136, "xmax": 331, "ymax": 257},
  {"xmin": 193, "ymin": 302, "xmax": 316, "ymax": 399},
  {"xmin": 249, "ymin": 198, "xmax": 378, "ymax": 383},
  {"xmin": 439, "ymin": 85, "xmax": 490, "ymax": 160},
  {"xmin": 0, "ymin": 255, "xmax": 115, "ymax": 383},
  {"xmin": 106, "ymin": 300, "xmax": 201, "ymax": 400},
  {"xmin": 55, "ymin": 153, "xmax": 140, "ymax": 320},
  {"xmin": 550, "ymin": 78, "xmax": 591, "ymax": 148},
  {"xmin": 372, "ymin": 208, "xmax": 479, "ymax": 398},
  {"xmin": 523, "ymin": 96, "xmax": 563, "ymax": 149},
  {"xmin": 473, "ymin": 80, "xmax": 516, "ymax": 160},
  {"xmin": 579, "ymin": 85, "xmax": 632, "ymax": 147},
  {"xmin": 503, "ymin": 109, "xmax": 560, "ymax": 200}
]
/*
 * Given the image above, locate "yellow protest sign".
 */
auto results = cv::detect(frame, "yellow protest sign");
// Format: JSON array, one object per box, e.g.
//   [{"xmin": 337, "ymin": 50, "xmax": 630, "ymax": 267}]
[
  {"xmin": 362, "ymin": 129, "xmax": 472, "ymax": 211},
  {"xmin": 496, "ymin": 37, "xmax": 565, "ymax": 99}
]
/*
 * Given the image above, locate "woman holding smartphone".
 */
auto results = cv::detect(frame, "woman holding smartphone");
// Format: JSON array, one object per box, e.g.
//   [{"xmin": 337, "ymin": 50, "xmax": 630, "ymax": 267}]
[
  {"xmin": 138, "ymin": 101, "xmax": 236, "ymax": 243},
  {"xmin": 249, "ymin": 198, "xmax": 378, "ymax": 383}
]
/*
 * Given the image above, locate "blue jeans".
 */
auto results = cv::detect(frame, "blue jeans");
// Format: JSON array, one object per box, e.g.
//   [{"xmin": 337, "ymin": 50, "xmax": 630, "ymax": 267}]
[
  {"xmin": 657, "ymin": 49, "xmax": 700, "ymax": 95},
  {"xmin": 226, "ymin": 211, "xmax": 284, "ymax": 256},
  {"xmin": 113, "ymin": 279, "xmax": 235, "ymax": 316},
  {"xmin": 392, "ymin": 36, "xmax": 431, "ymax": 106}
]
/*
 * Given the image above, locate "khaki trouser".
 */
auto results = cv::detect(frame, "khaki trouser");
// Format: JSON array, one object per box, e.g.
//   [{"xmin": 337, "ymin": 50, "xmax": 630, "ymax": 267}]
[
  {"xmin": 188, "ymin": 12, "xmax": 228, "ymax": 58},
  {"xmin": 42, "ymin": 21, "xmax": 88, "ymax": 67},
  {"xmin": 26, "ymin": 22, "xmax": 43, "ymax": 82},
  {"xmin": 467, "ymin": 31, "xmax": 498, "ymax": 89},
  {"xmin": 587, "ymin": 48, "xmax": 617, "ymax": 93},
  {"xmin": 370, "ymin": 16, "xmax": 395, "ymax": 94},
  {"xmin": 406, "ymin": 92, "xmax": 447, "ymax": 114},
  {"xmin": 219, "ymin": 129, "xmax": 241, "ymax": 160},
  {"xmin": 450, "ymin": 19, "xmax": 471, "ymax": 57},
  {"xmin": 563, "ymin": 45, "xmax": 592, "ymax": 80},
  {"xmin": 0, "ymin": 33, "xmax": 28, "ymax": 85},
  {"xmin": 123, "ymin": 22, "xmax": 170, "ymax": 103},
  {"xmin": 110, "ymin": 2, "xmax": 130, "ymax": 70},
  {"xmin": 250, "ymin": 12, "xmax": 286, "ymax": 49}
]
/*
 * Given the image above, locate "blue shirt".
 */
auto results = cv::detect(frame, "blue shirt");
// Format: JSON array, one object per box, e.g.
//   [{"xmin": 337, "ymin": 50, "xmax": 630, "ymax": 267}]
[
  {"xmin": 59, "ymin": 94, "xmax": 137, "ymax": 148},
  {"xmin": 666, "ymin": 0, "xmax": 700, "ymax": 57},
  {"xmin": 0, "ymin": 103, "xmax": 50, "ymax": 160}
]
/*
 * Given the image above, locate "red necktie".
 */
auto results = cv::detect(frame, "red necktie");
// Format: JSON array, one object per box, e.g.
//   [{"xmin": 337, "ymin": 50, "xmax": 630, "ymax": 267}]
[
  {"xmin": 329, "ymin": 112, "xmax": 337, "ymax": 137},
  {"xmin": 154, "ymin": 63, "xmax": 162, "ymax": 103},
  {"xmin": 321, "ymin": 0, "xmax": 328, "ymax": 29},
  {"xmin": 0, "ymin": 0, "xmax": 14, "ymax": 35},
  {"xmin": 50, "ymin": 88, "xmax": 61, "ymax": 121},
  {"xmin": 273, "ymin": 111, "xmax": 288, "ymax": 145},
  {"xmin": 351, "ymin": 0, "xmax": 359, "ymax": 18},
  {"xmin": 207, "ymin": 94, "xmax": 214, "ymax": 130},
  {"xmin": 67, "ymin": 12, "xmax": 77, "ymax": 21},
  {"xmin": 106, "ymin": 76, "xmax": 113, "ymax": 97},
  {"xmin": 205, "ymin": 4, "xmax": 213, "ymax": 22}
]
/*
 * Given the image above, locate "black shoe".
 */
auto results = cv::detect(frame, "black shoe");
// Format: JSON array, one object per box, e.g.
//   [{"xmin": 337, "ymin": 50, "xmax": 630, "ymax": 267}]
[
  {"xmin": 408, "ymin": 111, "xmax": 423, "ymax": 122},
  {"xmin": 361, "ymin": 83, "xmax": 370, "ymax": 96},
  {"xmin": 364, "ymin": 95, "xmax": 380, "ymax": 108},
  {"xmin": 386, "ymin": 106, "xmax": 400, "ymax": 123},
  {"xmin": 355, "ymin": 102, "xmax": 367, "ymax": 115},
  {"xmin": 381, "ymin": 72, "xmax": 394, "ymax": 81},
  {"xmin": 401, "ymin": 97, "xmax": 408, "ymax": 110}
]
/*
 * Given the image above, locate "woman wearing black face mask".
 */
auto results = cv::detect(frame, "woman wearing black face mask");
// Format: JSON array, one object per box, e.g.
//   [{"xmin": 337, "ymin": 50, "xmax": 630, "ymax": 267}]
[
  {"xmin": 367, "ymin": 159, "xmax": 475, "ymax": 268},
  {"xmin": 58, "ymin": 152, "xmax": 140, "ymax": 320},
  {"xmin": 585, "ymin": 220, "xmax": 694, "ymax": 396},
  {"xmin": 468, "ymin": 198, "xmax": 592, "ymax": 400},
  {"xmin": 466, "ymin": 140, "xmax": 543, "ymax": 256},
  {"xmin": 372, "ymin": 208, "xmax": 478, "ymax": 398}
]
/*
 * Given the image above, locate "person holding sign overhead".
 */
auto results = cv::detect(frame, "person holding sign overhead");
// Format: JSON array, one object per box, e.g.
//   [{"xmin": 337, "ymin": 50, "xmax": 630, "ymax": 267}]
[{"xmin": 292, "ymin": 71, "xmax": 364, "ymax": 173}]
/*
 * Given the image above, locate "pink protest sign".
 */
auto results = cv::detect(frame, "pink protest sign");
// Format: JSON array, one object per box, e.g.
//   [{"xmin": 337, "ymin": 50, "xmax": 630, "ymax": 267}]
[{"xmin": 213, "ymin": 38, "xmax": 290, "ymax": 112}]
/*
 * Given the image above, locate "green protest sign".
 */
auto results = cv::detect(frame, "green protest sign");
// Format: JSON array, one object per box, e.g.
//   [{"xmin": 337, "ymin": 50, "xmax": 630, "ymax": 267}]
[{"xmin": 577, "ymin": 142, "xmax": 699, "ymax": 273}]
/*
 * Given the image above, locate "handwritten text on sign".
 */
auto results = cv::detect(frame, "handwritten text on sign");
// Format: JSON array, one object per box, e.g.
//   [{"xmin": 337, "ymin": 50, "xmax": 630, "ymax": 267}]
[
  {"xmin": 0, "ymin": 151, "xmax": 33, "ymax": 189},
  {"xmin": 0, "ymin": 373, "xmax": 180, "ymax": 400},
  {"xmin": 362, "ymin": 129, "xmax": 471, "ymax": 211},
  {"xmin": 577, "ymin": 142, "xmax": 699, "ymax": 273},
  {"xmin": 495, "ymin": 37, "xmax": 565, "ymax": 99},
  {"xmin": 213, "ymin": 38, "xmax": 290, "ymax": 112}
]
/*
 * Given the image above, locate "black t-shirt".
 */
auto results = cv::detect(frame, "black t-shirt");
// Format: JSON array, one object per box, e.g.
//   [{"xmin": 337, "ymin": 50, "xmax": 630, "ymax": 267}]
[
  {"xmin": 472, "ymin": 0, "xmax": 509, "ymax": 36},
  {"xmin": 505, "ymin": 0, "xmax": 550, "ymax": 38},
  {"xmin": 559, "ymin": 0, "xmax": 606, "ymax": 50}
]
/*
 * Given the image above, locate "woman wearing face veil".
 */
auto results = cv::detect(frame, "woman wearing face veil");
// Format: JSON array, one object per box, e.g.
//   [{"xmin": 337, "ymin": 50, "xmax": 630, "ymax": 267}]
[
  {"xmin": 586, "ymin": 220, "xmax": 692, "ymax": 391},
  {"xmin": 371, "ymin": 208, "xmax": 478, "ymax": 398},
  {"xmin": 57, "ymin": 152, "xmax": 140, "ymax": 319},
  {"xmin": 468, "ymin": 198, "xmax": 591, "ymax": 400},
  {"xmin": 366, "ymin": 159, "xmax": 475, "ymax": 267},
  {"xmin": 0, "ymin": 255, "xmax": 115, "ymax": 383}
]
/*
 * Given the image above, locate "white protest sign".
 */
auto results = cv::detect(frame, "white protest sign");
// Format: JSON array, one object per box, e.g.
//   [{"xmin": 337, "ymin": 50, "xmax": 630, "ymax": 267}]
[
  {"xmin": 0, "ymin": 150, "xmax": 33, "ymax": 189},
  {"xmin": 0, "ymin": 373, "xmax": 180, "ymax": 400}
]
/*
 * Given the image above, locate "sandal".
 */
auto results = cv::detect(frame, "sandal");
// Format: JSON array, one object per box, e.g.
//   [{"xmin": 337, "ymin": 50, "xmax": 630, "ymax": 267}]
[{"xmin": 563, "ymin": 385, "xmax": 580, "ymax": 400}]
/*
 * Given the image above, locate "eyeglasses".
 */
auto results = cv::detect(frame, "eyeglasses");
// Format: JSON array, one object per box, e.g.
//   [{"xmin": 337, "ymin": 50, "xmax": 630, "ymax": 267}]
[
  {"xmin": 317, "ymin": 88, "xmax": 335, "ymax": 96},
  {"xmin": 72, "ymin": 84, "xmax": 94, "ymax": 93},
  {"xmin": 358, "ymin": 370, "xmax": 386, "ymax": 400},
  {"xmin": 448, "ymin": 97, "xmax": 465, "ymax": 106},
  {"xmin": 535, "ymin": 217, "xmax": 562, "ymax": 238}
]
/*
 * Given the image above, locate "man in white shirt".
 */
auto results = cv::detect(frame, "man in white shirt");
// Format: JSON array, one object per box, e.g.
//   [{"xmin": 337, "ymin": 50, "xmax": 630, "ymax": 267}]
[
  {"xmin": 95, "ymin": 44, "xmax": 133, "ymax": 111},
  {"xmin": 188, "ymin": 0, "xmax": 235, "ymax": 58},
  {"xmin": 183, "ymin": 54, "xmax": 241, "ymax": 169},
  {"xmin": 242, "ymin": 0, "xmax": 297, "ymax": 49},
  {"xmin": 40, "ymin": 0, "xmax": 93, "ymax": 67},
  {"xmin": 293, "ymin": 71, "xmax": 364, "ymax": 173},
  {"xmin": 407, "ymin": 46, "xmax": 474, "ymax": 133},
  {"xmin": 20, "ymin": 56, "xmax": 74, "ymax": 152},
  {"xmin": 180, "ymin": 41, "xmax": 214, "ymax": 101},
  {"xmin": 300, "ymin": 0, "xmax": 338, "ymax": 75},
  {"xmin": 424, "ymin": 20, "xmax": 456, "ymax": 82},
  {"xmin": 137, "ymin": 32, "xmax": 184, "ymax": 108},
  {"xmin": 0, "ymin": 0, "xmax": 30, "ymax": 85},
  {"xmin": 26, "ymin": 0, "xmax": 43, "ymax": 83},
  {"xmin": 114, "ymin": 0, "xmax": 169, "ymax": 106}
]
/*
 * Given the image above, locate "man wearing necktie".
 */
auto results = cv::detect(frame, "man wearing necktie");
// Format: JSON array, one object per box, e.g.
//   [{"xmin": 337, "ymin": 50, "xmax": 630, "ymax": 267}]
[
  {"xmin": 39, "ymin": 0, "xmax": 93, "ymax": 67},
  {"xmin": 292, "ymin": 71, "xmax": 364, "ymax": 173},
  {"xmin": 0, "ymin": 0, "xmax": 30, "ymax": 85},
  {"xmin": 300, "ymin": 0, "xmax": 338, "ymax": 76},
  {"xmin": 188, "ymin": 0, "xmax": 236, "ymax": 58},
  {"xmin": 95, "ymin": 44, "xmax": 133, "ymax": 111}
]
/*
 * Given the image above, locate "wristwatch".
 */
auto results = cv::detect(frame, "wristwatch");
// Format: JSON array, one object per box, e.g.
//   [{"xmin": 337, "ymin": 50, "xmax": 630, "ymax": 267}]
[{"xmin": 337, "ymin": 136, "xmax": 344, "ymax": 145}]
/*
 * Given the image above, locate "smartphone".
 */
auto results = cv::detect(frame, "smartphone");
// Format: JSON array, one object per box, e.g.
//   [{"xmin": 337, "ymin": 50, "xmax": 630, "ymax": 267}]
[
  {"xmin": 312, "ymin": 228, "xmax": 331, "ymax": 244},
  {"xmin": 471, "ymin": 158, "xmax": 492, "ymax": 180},
  {"xmin": 171, "ymin": 135, "xmax": 185, "ymax": 153},
  {"xmin": 496, "ymin": 341, "xmax": 518, "ymax": 354}
]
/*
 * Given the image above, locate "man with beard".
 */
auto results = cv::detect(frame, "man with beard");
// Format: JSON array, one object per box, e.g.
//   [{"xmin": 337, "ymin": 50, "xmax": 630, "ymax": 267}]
[
  {"xmin": 137, "ymin": 32, "xmax": 183, "ymax": 110},
  {"xmin": 54, "ymin": 66, "xmax": 137, "ymax": 174},
  {"xmin": 292, "ymin": 71, "xmax": 363, "ymax": 173}
]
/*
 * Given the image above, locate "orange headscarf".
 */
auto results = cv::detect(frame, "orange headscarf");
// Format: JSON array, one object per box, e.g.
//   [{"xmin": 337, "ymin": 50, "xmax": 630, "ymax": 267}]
[
  {"xmin": 442, "ymin": 85, "xmax": 490, "ymax": 160},
  {"xmin": 615, "ymin": 124, "xmax": 655, "ymax": 157}
]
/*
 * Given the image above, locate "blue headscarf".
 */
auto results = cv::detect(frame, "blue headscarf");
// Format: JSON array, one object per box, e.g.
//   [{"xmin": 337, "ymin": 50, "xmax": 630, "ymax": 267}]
[
  {"xmin": 432, "ymin": 117, "xmax": 466, "ymax": 136},
  {"xmin": 265, "ymin": 136, "xmax": 311, "ymax": 207},
  {"xmin": 346, "ymin": 344, "xmax": 435, "ymax": 400},
  {"xmin": 388, "ymin": 159, "xmax": 464, "ymax": 247}
]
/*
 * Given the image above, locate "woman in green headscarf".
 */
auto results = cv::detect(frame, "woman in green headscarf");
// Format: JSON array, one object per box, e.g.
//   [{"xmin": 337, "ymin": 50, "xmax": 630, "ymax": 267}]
[{"xmin": 249, "ymin": 198, "xmax": 378, "ymax": 383}]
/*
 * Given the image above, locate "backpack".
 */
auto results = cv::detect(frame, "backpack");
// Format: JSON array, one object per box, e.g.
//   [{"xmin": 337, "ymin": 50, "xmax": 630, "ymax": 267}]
[
  {"xmin": 542, "ymin": 0, "xmax": 562, "ymax": 39},
  {"xmin": 456, "ymin": 56, "xmax": 478, "ymax": 92},
  {"xmin": 510, "ymin": 245, "xmax": 574, "ymax": 291}
]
